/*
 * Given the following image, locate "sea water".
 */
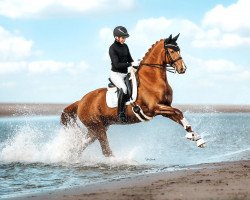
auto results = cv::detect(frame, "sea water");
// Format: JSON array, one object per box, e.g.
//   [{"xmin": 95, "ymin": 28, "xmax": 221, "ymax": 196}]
[{"xmin": 0, "ymin": 112, "xmax": 249, "ymax": 199}]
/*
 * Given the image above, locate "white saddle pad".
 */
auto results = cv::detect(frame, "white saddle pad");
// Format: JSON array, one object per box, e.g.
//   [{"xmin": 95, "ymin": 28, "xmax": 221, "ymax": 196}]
[{"xmin": 106, "ymin": 68, "xmax": 138, "ymax": 108}]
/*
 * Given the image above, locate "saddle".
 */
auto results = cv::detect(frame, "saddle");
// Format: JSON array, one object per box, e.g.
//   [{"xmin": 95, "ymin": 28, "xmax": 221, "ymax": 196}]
[
  {"xmin": 108, "ymin": 73, "xmax": 133, "ymax": 102},
  {"xmin": 106, "ymin": 68, "xmax": 138, "ymax": 108},
  {"xmin": 105, "ymin": 68, "xmax": 153, "ymax": 122}
]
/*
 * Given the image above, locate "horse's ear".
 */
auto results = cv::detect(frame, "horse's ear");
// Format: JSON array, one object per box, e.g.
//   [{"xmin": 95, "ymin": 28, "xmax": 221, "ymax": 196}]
[
  {"xmin": 165, "ymin": 34, "xmax": 172, "ymax": 44},
  {"xmin": 169, "ymin": 34, "xmax": 172, "ymax": 40},
  {"xmin": 172, "ymin": 33, "xmax": 180, "ymax": 42}
]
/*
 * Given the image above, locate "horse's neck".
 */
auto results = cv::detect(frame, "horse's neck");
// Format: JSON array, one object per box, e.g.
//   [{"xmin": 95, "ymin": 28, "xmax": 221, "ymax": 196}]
[
  {"xmin": 138, "ymin": 41, "xmax": 167, "ymax": 84},
  {"xmin": 138, "ymin": 66, "xmax": 167, "ymax": 84},
  {"xmin": 141, "ymin": 41, "xmax": 164, "ymax": 65}
]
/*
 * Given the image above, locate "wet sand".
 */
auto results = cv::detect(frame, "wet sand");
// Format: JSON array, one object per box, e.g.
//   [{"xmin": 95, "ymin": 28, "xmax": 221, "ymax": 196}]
[
  {"xmin": 10, "ymin": 160, "xmax": 250, "ymax": 200},
  {"xmin": 0, "ymin": 103, "xmax": 250, "ymax": 117}
]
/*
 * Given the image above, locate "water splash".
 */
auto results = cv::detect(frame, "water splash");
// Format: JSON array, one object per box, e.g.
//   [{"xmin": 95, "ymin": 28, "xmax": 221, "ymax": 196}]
[{"xmin": 0, "ymin": 122, "xmax": 139, "ymax": 167}]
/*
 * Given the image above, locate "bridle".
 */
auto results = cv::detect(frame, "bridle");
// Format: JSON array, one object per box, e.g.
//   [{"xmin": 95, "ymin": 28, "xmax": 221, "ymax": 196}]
[{"xmin": 140, "ymin": 42, "xmax": 184, "ymax": 73}]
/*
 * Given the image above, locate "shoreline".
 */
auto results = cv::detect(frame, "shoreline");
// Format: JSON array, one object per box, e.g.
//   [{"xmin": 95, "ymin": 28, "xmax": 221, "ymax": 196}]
[
  {"xmin": 1, "ymin": 103, "xmax": 250, "ymax": 117},
  {"xmin": 8, "ymin": 159, "xmax": 250, "ymax": 200}
]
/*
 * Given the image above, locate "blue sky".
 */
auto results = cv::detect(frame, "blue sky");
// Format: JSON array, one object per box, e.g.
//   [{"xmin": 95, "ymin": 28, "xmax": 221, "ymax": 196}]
[{"xmin": 0, "ymin": 0, "xmax": 249, "ymax": 104}]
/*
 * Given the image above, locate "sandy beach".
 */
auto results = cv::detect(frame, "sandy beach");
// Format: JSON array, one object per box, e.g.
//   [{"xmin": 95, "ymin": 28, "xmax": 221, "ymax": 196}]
[{"xmin": 9, "ymin": 160, "xmax": 249, "ymax": 200}]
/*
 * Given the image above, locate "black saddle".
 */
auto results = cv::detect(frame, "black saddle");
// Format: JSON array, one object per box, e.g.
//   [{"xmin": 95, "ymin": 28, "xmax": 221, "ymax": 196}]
[{"xmin": 108, "ymin": 73, "xmax": 133, "ymax": 101}]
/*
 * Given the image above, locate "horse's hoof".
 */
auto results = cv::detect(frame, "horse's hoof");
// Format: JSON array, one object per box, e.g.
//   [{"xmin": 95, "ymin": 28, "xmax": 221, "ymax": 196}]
[{"xmin": 196, "ymin": 138, "xmax": 206, "ymax": 148}]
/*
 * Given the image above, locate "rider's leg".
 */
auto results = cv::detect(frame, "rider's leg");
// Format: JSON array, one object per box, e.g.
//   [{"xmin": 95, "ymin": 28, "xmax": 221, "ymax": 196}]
[
  {"xmin": 117, "ymin": 88, "xmax": 127, "ymax": 122},
  {"xmin": 110, "ymin": 71, "xmax": 128, "ymax": 122},
  {"xmin": 110, "ymin": 71, "xmax": 127, "ymax": 94}
]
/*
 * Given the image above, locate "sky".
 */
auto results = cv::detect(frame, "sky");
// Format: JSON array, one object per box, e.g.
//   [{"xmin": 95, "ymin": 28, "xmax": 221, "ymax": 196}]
[{"xmin": 0, "ymin": 0, "xmax": 249, "ymax": 105}]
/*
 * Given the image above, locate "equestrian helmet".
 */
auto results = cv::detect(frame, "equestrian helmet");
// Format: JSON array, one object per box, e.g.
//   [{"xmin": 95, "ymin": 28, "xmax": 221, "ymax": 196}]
[{"xmin": 113, "ymin": 26, "xmax": 130, "ymax": 38}]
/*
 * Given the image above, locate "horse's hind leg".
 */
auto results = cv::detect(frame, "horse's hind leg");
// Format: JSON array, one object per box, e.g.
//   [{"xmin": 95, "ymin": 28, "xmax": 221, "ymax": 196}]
[
  {"xmin": 97, "ymin": 129, "xmax": 113, "ymax": 157},
  {"xmin": 155, "ymin": 104, "xmax": 206, "ymax": 147},
  {"xmin": 88, "ymin": 125, "xmax": 113, "ymax": 157}
]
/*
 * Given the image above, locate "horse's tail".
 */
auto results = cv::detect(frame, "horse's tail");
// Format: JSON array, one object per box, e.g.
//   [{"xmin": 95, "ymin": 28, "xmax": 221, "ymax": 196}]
[{"xmin": 60, "ymin": 101, "xmax": 79, "ymax": 127}]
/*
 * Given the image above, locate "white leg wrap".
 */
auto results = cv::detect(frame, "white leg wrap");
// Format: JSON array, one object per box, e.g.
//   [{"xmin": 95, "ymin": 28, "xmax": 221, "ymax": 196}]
[
  {"xmin": 185, "ymin": 132, "xmax": 201, "ymax": 141},
  {"xmin": 181, "ymin": 118, "xmax": 191, "ymax": 130},
  {"xmin": 196, "ymin": 138, "xmax": 206, "ymax": 147}
]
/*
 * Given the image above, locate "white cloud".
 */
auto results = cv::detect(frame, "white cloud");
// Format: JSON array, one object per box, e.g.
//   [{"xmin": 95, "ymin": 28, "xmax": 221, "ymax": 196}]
[
  {"xmin": 0, "ymin": 26, "xmax": 33, "ymax": 61},
  {"xmin": 131, "ymin": 17, "xmax": 173, "ymax": 45},
  {"xmin": 127, "ymin": 15, "xmax": 250, "ymax": 52},
  {"xmin": 192, "ymin": 0, "xmax": 250, "ymax": 48},
  {"xmin": 237, "ymin": 70, "xmax": 250, "ymax": 80},
  {"xmin": 202, "ymin": 59, "xmax": 238, "ymax": 73},
  {"xmin": 188, "ymin": 56, "xmax": 237, "ymax": 73},
  {"xmin": 128, "ymin": 17, "xmax": 188, "ymax": 59},
  {"xmin": 99, "ymin": 27, "xmax": 113, "ymax": 61},
  {"xmin": 0, "ymin": 61, "xmax": 26, "ymax": 74},
  {"xmin": 0, "ymin": 0, "xmax": 135, "ymax": 19},
  {"xmin": 99, "ymin": 27, "xmax": 113, "ymax": 41},
  {"xmin": 0, "ymin": 81, "xmax": 16, "ymax": 88},
  {"xmin": 28, "ymin": 60, "xmax": 68, "ymax": 73},
  {"xmin": 187, "ymin": 55, "xmax": 250, "ymax": 81},
  {"xmin": 203, "ymin": 0, "xmax": 250, "ymax": 32},
  {"xmin": 192, "ymin": 31, "xmax": 250, "ymax": 48},
  {"xmin": 0, "ymin": 60, "xmax": 89, "ymax": 74},
  {"xmin": 0, "ymin": 25, "xmax": 89, "ymax": 75}
]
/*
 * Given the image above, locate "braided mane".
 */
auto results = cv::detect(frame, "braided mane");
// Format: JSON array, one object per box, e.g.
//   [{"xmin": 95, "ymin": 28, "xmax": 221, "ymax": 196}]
[{"xmin": 141, "ymin": 39, "xmax": 163, "ymax": 61}]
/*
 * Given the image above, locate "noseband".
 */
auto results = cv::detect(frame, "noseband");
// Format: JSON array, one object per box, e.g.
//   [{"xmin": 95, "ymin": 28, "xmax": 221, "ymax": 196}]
[
  {"xmin": 165, "ymin": 44, "xmax": 183, "ymax": 73},
  {"xmin": 140, "ymin": 43, "xmax": 183, "ymax": 73}
]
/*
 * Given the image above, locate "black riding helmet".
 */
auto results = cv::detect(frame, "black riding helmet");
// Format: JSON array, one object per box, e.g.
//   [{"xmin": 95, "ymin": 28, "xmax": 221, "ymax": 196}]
[{"xmin": 113, "ymin": 26, "xmax": 130, "ymax": 38}]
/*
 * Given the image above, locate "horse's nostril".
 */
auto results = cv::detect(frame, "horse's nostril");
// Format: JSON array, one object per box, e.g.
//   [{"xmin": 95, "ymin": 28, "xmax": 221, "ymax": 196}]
[{"xmin": 180, "ymin": 67, "xmax": 186, "ymax": 73}]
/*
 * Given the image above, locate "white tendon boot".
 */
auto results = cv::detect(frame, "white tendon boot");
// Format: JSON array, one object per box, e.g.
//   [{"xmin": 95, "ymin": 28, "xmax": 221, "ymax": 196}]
[
  {"xmin": 196, "ymin": 138, "xmax": 206, "ymax": 148},
  {"xmin": 185, "ymin": 132, "xmax": 201, "ymax": 141},
  {"xmin": 181, "ymin": 118, "xmax": 206, "ymax": 148},
  {"xmin": 185, "ymin": 132, "xmax": 206, "ymax": 147}
]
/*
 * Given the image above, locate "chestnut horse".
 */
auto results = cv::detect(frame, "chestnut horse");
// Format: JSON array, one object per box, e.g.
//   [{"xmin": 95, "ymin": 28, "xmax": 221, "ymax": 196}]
[{"xmin": 61, "ymin": 34, "xmax": 205, "ymax": 157}]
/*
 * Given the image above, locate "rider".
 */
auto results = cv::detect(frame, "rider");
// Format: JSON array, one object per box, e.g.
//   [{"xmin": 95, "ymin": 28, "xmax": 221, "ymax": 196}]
[{"xmin": 109, "ymin": 26, "xmax": 134, "ymax": 122}]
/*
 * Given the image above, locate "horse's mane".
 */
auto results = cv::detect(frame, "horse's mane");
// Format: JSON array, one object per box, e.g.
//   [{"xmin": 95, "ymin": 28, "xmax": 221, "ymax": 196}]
[{"xmin": 141, "ymin": 39, "xmax": 164, "ymax": 61}]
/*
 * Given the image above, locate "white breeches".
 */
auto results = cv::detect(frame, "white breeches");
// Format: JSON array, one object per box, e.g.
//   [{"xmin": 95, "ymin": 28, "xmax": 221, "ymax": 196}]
[{"xmin": 110, "ymin": 71, "xmax": 127, "ymax": 94}]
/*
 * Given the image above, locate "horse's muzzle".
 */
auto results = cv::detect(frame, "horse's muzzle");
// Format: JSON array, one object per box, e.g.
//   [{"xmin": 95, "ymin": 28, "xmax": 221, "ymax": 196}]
[
  {"xmin": 180, "ymin": 63, "xmax": 187, "ymax": 74},
  {"xmin": 178, "ymin": 66, "xmax": 186, "ymax": 74}
]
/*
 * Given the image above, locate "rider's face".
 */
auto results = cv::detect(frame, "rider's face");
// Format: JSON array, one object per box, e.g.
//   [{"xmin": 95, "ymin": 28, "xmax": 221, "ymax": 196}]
[{"xmin": 116, "ymin": 36, "xmax": 126, "ymax": 44}]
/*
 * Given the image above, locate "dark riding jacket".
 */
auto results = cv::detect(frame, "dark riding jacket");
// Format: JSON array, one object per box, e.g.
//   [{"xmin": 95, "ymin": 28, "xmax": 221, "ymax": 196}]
[{"xmin": 109, "ymin": 40, "xmax": 134, "ymax": 74}]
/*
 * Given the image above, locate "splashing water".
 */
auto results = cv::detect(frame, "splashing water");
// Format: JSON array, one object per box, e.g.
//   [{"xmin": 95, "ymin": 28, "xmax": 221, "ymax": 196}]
[
  {"xmin": 0, "ymin": 113, "xmax": 250, "ymax": 199},
  {"xmin": 0, "ymin": 121, "xmax": 139, "ymax": 166}
]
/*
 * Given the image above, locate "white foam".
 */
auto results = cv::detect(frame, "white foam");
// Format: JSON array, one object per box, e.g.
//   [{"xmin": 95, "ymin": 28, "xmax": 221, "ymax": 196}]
[{"xmin": 0, "ymin": 124, "xmax": 139, "ymax": 166}]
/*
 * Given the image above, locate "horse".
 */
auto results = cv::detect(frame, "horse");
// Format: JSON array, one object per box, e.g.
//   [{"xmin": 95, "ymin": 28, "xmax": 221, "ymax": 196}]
[{"xmin": 61, "ymin": 34, "xmax": 205, "ymax": 157}]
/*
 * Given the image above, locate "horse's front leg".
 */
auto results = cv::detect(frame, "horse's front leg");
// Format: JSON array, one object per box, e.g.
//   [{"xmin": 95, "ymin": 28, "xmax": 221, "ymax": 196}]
[
  {"xmin": 179, "ymin": 117, "xmax": 206, "ymax": 147},
  {"xmin": 155, "ymin": 104, "xmax": 206, "ymax": 147}
]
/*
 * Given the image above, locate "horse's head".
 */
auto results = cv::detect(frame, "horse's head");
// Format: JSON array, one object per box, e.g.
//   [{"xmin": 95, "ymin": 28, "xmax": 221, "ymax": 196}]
[{"xmin": 164, "ymin": 34, "xmax": 186, "ymax": 74}]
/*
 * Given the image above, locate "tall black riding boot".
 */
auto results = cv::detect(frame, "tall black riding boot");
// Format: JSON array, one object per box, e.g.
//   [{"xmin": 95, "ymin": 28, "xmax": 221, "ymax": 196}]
[{"xmin": 117, "ymin": 89, "xmax": 127, "ymax": 123}]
